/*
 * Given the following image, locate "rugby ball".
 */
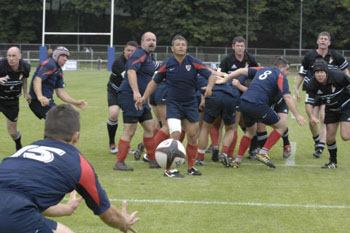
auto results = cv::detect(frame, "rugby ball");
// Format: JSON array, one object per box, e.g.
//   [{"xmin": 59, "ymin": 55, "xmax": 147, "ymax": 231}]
[{"xmin": 155, "ymin": 139, "xmax": 186, "ymax": 169}]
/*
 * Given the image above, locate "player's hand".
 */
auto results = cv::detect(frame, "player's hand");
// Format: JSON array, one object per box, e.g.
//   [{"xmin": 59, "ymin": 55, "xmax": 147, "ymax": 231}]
[
  {"xmin": 199, "ymin": 99, "xmax": 205, "ymax": 111},
  {"xmin": 133, "ymin": 92, "xmax": 141, "ymax": 103},
  {"xmin": 309, "ymin": 115, "xmax": 319, "ymax": 125},
  {"xmin": 294, "ymin": 88, "xmax": 301, "ymax": 102},
  {"xmin": 296, "ymin": 114, "xmax": 306, "ymax": 126},
  {"xmin": 121, "ymin": 200, "xmax": 139, "ymax": 233},
  {"xmin": 0, "ymin": 76, "xmax": 9, "ymax": 83},
  {"xmin": 232, "ymin": 79, "xmax": 240, "ymax": 87},
  {"xmin": 75, "ymin": 100, "xmax": 88, "ymax": 110},
  {"xmin": 135, "ymin": 97, "xmax": 146, "ymax": 110},
  {"xmin": 38, "ymin": 96, "xmax": 51, "ymax": 106},
  {"xmin": 24, "ymin": 93, "xmax": 31, "ymax": 104},
  {"xmin": 67, "ymin": 190, "xmax": 83, "ymax": 215}
]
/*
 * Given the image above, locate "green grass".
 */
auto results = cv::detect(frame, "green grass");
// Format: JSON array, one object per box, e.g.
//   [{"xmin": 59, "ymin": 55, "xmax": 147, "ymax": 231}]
[{"xmin": 1, "ymin": 70, "xmax": 350, "ymax": 233}]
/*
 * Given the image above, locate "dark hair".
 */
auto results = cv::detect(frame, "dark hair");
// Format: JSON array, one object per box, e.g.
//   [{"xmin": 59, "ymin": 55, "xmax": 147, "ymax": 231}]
[
  {"xmin": 171, "ymin": 35, "xmax": 188, "ymax": 46},
  {"xmin": 44, "ymin": 104, "xmax": 80, "ymax": 142},
  {"xmin": 313, "ymin": 59, "xmax": 328, "ymax": 73},
  {"xmin": 126, "ymin": 41, "xmax": 138, "ymax": 48},
  {"xmin": 232, "ymin": 36, "xmax": 245, "ymax": 45},
  {"xmin": 317, "ymin": 31, "xmax": 331, "ymax": 41},
  {"xmin": 273, "ymin": 57, "xmax": 289, "ymax": 68}
]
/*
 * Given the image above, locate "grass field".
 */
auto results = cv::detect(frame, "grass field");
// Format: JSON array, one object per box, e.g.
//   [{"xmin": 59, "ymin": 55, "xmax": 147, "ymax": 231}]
[{"xmin": 1, "ymin": 69, "xmax": 350, "ymax": 233}]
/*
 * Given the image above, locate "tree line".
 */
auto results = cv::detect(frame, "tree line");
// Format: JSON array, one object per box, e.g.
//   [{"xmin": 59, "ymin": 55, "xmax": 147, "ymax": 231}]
[{"xmin": 1, "ymin": 0, "xmax": 350, "ymax": 49}]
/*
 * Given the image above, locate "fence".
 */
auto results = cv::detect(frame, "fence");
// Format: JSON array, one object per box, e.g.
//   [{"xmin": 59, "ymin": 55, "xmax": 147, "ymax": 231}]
[{"xmin": 1, "ymin": 43, "xmax": 349, "ymax": 70}]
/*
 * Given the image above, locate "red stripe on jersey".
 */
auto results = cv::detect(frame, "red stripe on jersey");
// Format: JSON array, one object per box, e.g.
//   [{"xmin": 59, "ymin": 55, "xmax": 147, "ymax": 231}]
[
  {"xmin": 78, "ymin": 154, "xmax": 100, "ymax": 206},
  {"xmin": 42, "ymin": 68, "xmax": 56, "ymax": 76},
  {"xmin": 277, "ymin": 73, "xmax": 284, "ymax": 92},
  {"xmin": 39, "ymin": 59, "xmax": 50, "ymax": 71},
  {"xmin": 193, "ymin": 62, "xmax": 207, "ymax": 70},
  {"xmin": 158, "ymin": 63, "xmax": 167, "ymax": 73},
  {"xmin": 131, "ymin": 54, "xmax": 146, "ymax": 66},
  {"xmin": 251, "ymin": 66, "xmax": 264, "ymax": 70}
]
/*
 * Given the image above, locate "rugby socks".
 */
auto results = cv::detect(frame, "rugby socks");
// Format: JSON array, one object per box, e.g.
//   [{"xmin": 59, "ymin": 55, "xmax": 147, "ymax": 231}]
[
  {"xmin": 153, "ymin": 130, "xmax": 169, "ymax": 147},
  {"xmin": 186, "ymin": 144, "xmax": 198, "ymax": 169},
  {"xmin": 237, "ymin": 135, "xmax": 251, "ymax": 158},
  {"xmin": 257, "ymin": 131, "xmax": 268, "ymax": 148},
  {"xmin": 228, "ymin": 130, "xmax": 238, "ymax": 158},
  {"xmin": 116, "ymin": 139, "xmax": 130, "ymax": 162},
  {"xmin": 179, "ymin": 130, "xmax": 186, "ymax": 142},
  {"xmin": 107, "ymin": 119, "xmax": 118, "ymax": 146},
  {"xmin": 12, "ymin": 131, "xmax": 22, "ymax": 151},
  {"xmin": 143, "ymin": 137, "xmax": 156, "ymax": 160},
  {"xmin": 313, "ymin": 135, "xmax": 320, "ymax": 145},
  {"xmin": 248, "ymin": 134, "xmax": 258, "ymax": 153},
  {"xmin": 221, "ymin": 145, "xmax": 229, "ymax": 154},
  {"xmin": 197, "ymin": 148, "xmax": 206, "ymax": 160},
  {"xmin": 260, "ymin": 130, "xmax": 282, "ymax": 154},
  {"xmin": 327, "ymin": 142, "xmax": 337, "ymax": 164},
  {"xmin": 282, "ymin": 128, "xmax": 290, "ymax": 146},
  {"xmin": 313, "ymin": 134, "xmax": 325, "ymax": 152},
  {"xmin": 210, "ymin": 125, "xmax": 220, "ymax": 148}
]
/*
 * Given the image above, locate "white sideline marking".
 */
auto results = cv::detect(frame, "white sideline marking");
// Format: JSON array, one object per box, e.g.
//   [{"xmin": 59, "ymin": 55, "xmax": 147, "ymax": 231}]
[
  {"xmin": 285, "ymin": 141, "xmax": 296, "ymax": 166},
  {"xmin": 109, "ymin": 198, "xmax": 350, "ymax": 209}
]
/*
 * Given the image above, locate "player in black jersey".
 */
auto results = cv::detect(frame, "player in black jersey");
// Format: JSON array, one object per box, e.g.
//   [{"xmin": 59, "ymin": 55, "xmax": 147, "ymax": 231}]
[
  {"xmin": 305, "ymin": 59, "xmax": 350, "ymax": 168},
  {"xmin": 294, "ymin": 31, "xmax": 349, "ymax": 158},
  {"xmin": 0, "ymin": 47, "xmax": 31, "ymax": 151},
  {"xmin": 107, "ymin": 41, "xmax": 138, "ymax": 154}
]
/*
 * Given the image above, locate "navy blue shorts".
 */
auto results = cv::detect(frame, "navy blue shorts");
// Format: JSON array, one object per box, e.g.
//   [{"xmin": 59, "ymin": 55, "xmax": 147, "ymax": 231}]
[
  {"xmin": 240, "ymin": 99, "xmax": 280, "ymax": 127},
  {"xmin": 204, "ymin": 91, "xmax": 238, "ymax": 125},
  {"xmin": 118, "ymin": 91, "xmax": 151, "ymax": 117},
  {"xmin": 0, "ymin": 190, "xmax": 57, "ymax": 233},
  {"xmin": 167, "ymin": 99, "xmax": 200, "ymax": 122},
  {"xmin": 150, "ymin": 82, "xmax": 167, "ymax": 106},
  {"xmin": 29, "ymin": 99, "xmax": 56, "ymax": 120}
]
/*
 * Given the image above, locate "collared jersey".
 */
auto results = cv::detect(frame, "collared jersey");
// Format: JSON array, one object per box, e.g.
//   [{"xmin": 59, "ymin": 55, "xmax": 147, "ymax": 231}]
[
  {"xmin": 119, "ymin": 48, "xmax": 156, "ymax": 95},
  {"xmin": 0, "ymin": 139, "xmax": 110, "ymax": 215},
  {"xmin": 29, "ymin": 58, "xmax": 65, "ymax": 100},
  {"xmin": 0, "ymin": 58, "xmax": 30, "ymax": 100},
  {"xmin": 241, "ymin": 67, "xmax": 290, "ymax": 105},
  {"xmin": 219, "ymin": 51, "xmax": 258, "ymax": 73},
  {"xmin": 305, "ymin": 70, "xmax": 350, "ymax": 111},
  {"xmin": 154, "ymin": 55, "xmax": 212, "ymax": 102},
  {"xmin": 299, "ymin": 49, "xmax": 348, "ymax": 77}
]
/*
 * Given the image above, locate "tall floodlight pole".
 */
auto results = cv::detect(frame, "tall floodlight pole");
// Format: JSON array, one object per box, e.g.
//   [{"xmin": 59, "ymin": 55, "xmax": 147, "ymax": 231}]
[
  {"xmin": 246, "ymin": 0, "xmax": 249, "ymax": 48},
  {"xmin": 299, "ymin": 0, "xmax": 303, "ymax": 57}
]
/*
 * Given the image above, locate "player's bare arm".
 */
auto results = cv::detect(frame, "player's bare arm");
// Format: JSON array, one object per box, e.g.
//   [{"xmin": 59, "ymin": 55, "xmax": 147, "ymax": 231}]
[
  {"xmin": 215, "ymin": 68, "xmax": 248, "ymax": 84},
  {"xmin": 22, "ymin": 77, "xmax": 31, "ymax": 103},
  {"xmin": 0, "ymin": 75, "xmax": 9, "ymax": 83},
  {"xmin": 204, "ymin": 74, "xmax": 216, "ymax": 97},
  {"xmin": 99, "ymin": 201, "xmax": 139, "ymax": 233},
  {"xmin": 305, "ymin": 103, "xmax": 319, "ymax": 125},
  {"xmin": 294, "ymin": 74, "xmax": 305, "ymax": 102},
  {"xmin": 127, "ymin": 69, "xmax": 141, "ymax": 102},
  {"xmin": 42, "ymin": 190, "xmax": 83, "ymax": 217},
  {"xmin": 33, "ymin": 76, "xmax": 51, "ymax": 106},
  {"xmin": 283, "ymin": 93, "xmax": 306, "ymax": 126},
  {"xmin": 55, "ymin": 88, "xmax": 88, "ymax": 110}
]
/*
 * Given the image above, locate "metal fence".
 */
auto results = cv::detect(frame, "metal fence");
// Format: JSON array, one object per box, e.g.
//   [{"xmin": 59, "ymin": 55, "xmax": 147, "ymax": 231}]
[{"xmin": 1, "ymin": 43, "xmax": 349, "ymax": 70}]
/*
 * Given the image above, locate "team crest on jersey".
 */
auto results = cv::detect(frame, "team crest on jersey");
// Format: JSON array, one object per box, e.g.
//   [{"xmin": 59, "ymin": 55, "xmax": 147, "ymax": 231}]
[{"xmin": 186, "ymin": 65, "xmax": 191, "ymax": 71}]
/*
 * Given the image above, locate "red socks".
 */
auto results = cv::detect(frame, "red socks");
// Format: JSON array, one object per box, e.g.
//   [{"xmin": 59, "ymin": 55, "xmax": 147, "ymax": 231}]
[
  {"xmin": 210, "ymin": 125, "xmax": 220, "ymax": 147},
  {"xmin": 228, "ymin": 130, "xmax": 238, "ymax": 158},
  {"xmin": 116, "ymin": 139, "xmax": 130, "ymax": 162},
  {"xmin": 237, "ymin": 135, "xmax": 251, "ymax": 157},
  {"xmin": 143, "ymin": 137, "xmax": 156, "ymax": 160},
  {"xmin": 186, "ymin": 144, "xmax": 198, "ymax": 169},
  {"xmin": 262, "ymin": 130, "xmax": 282, "ymax": 152}
]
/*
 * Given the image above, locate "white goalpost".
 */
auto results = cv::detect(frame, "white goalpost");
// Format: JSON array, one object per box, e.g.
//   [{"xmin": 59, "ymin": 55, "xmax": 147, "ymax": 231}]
[{"xmin": 40, "ymin": 0, "xmax": 115, "ymax": 71}]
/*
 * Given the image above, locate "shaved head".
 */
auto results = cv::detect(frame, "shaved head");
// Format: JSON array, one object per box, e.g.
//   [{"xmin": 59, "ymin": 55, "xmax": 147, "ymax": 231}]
[{"xmin": 7, "ymin": 47, "xmax": 21, "ymax": 69}]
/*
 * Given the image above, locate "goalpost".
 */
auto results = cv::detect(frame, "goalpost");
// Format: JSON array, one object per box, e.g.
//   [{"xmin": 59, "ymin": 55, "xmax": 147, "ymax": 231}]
[{"xmin": 40, "ymin": 0, "xmax": 115, "ymax": 71}]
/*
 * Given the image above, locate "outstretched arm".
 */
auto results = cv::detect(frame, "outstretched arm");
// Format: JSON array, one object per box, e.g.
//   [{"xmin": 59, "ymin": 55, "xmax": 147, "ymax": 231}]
[
  {"xmin": 56, "ymin": 88, "xmax": 88, "ymax": 110},
  {"xmin": 215, "ymin": 68, "xmax": 248, "ymax": 84}
]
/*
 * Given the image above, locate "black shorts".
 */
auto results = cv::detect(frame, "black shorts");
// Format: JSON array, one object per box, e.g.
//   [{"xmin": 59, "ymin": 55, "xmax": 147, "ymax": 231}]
[
  {"xmin": 272, "ymin": 99, "xmax": 289, "ymax": 114},
  {"xmin": 29, "ymin": 99, "xmax": 56, "ymax": 120},
  {"xmin": 122, "ymin": 108, "xmax": 153, "ymax": 124},
  {"xmin": 107, "ymin": 86, "xmax": 120, "ymax": 107},
  {"xmin": 0, "ymin": 99, "xmax": 19, "ymax": 122},
  {"xmin": 324, "ymin": 106, "xmax": 350, "ymax": 124}
]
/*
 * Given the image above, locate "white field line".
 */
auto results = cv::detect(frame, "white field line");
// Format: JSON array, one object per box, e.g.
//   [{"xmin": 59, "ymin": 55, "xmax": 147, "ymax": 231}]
[
  {"xmin": 285, "ymin": 141, "xmax": 296, "ymax": 166},
  {"xmin": 108, "ymin": 198, "xmax": 350, "ymax": 209}
]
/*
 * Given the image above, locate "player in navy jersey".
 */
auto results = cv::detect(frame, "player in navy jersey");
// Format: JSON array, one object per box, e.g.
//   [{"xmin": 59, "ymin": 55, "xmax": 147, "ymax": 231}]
[
  {"xmin": 305, "ymin": 59, "xmax": 350, "ymax": 168},
  {"xmin": 107, "ymin": 41, "xmax": 138, "ymax": 154},
  {"xmin": 136, "ymin": 35, "xmax": 216, "ymax": 177},
  {"xmin": 29, "ymin": 46, "xmax": 88, "ymax": 119},
  {"xmin": 0, "ymin": 104, "xmax": 139, "ymax": 233},
  {"xmin": 294, "ymin": 32, "xmax": 349, "ymax": 158},
  {"xmin": 114, "ymin": 32, "xmax": 159, "ymax": 171},
  {"xmin": 217, "ymin": 57, "xmax": 306, "ymax": 168},
  {"xmin": 0, "ymin": 47, "xmax": 31, "ymax": 151}
]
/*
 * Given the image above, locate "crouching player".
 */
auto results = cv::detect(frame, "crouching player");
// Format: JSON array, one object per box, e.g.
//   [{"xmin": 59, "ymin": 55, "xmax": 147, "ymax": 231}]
[
  {"xmin": 0, "ymin": 104, "xmax": 139, "ymax": 233},
  {"xmin": 305, "ymin": 59, "xmax": 350, "ymax": 168}
]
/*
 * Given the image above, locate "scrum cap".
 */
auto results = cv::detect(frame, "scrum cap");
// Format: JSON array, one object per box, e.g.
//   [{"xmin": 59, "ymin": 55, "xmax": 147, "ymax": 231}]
[
  {"xmin": 313, "ymin": 59, "xmax": 328, "ymax": 73},
  {"xmin": 53, "ymin": 46, "xmax": 70, "ymax": 62}
]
